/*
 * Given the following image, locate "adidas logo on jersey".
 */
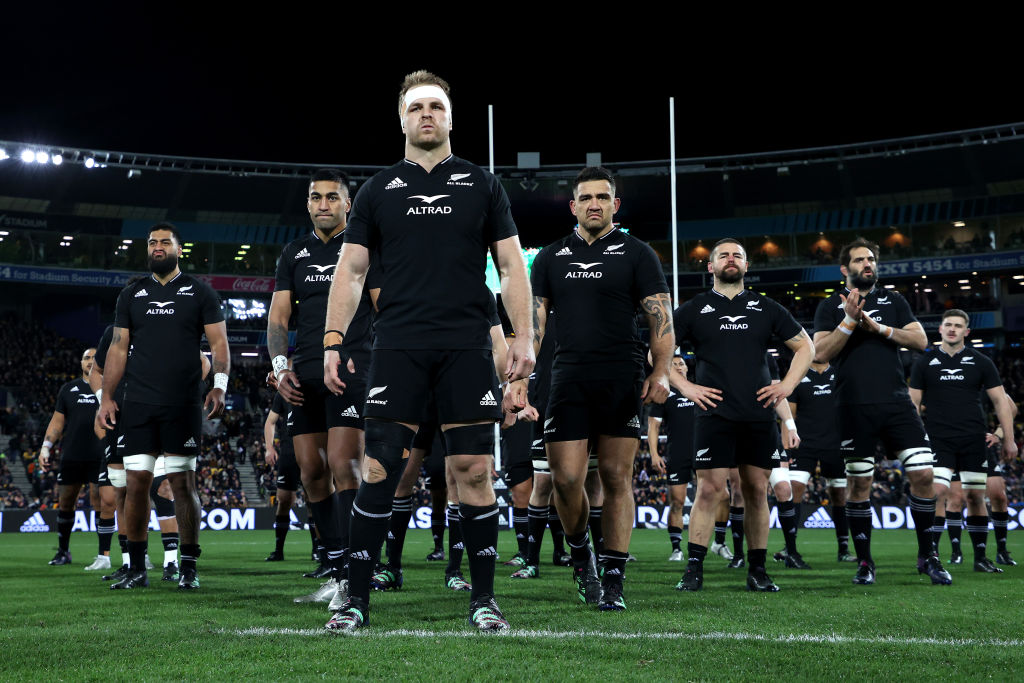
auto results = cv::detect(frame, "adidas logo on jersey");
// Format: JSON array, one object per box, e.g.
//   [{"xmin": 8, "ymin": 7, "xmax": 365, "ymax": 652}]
[
  {"xmin": 929, "ymin": 357, "xmax": 941, "ymax": 366},
  {"xmin": 184, "ymin": 437, "xmax": 197, "ymax": 448},
  {"xmin": 134, "ymin": 288, "xmax": 149, "ymax": 297},
  {"xmin": 476, "ymin": 546, "xmax": 498, "ymax": 557},
  {"xmin": 802, "ymin": 506, "xmax": 835, "ymax": 529},
  {"xmin": 626, "ymin": 415, "xmax": 640, "ymax": 429},
  {"xmin": 294, "ymin": 247, "xmax": 310, "ymax": 260},
  {"xmin": 385, "ymin": 177, "xmax": 407, "ymax": 190},
  {"xmin": 70, "ymin": 386, "xmax": 79, "ymax": 392},
  {"xmin": 350, "ymin": 550, "xmax": 371, "ymax": 561},
  {"xmin": 800, "ymin": 376, "xmax": 811, "ymax": 383},
  {"xmin": 555, "ymin": 247, "xmax": 573, "ymax": 256},
  {"xmin": 20, "ymin": 511, "xmax": 50, "ymax": 533},
  {"xmin": 480, "ymin": 390, "xmax": 498, "ymax": 406},
  {"xmin": 700, "ymin": 305, "xmax": 715, "ymax": 314},
  {"xmin": 341, "ymin": 406, "xmax": 360, "ymax": 418}
]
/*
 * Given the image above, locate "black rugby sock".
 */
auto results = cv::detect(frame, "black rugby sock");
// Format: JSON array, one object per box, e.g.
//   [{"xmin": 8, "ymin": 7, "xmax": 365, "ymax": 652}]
[
  {"xmin": 386, "ymin": 495, "xmax": 414, "ymax": 570},
  {"xmin": 778, "ymin": 500, "xmax": 799, "ymax": 555},
  {"xmin": 908, "ymin": 494, "xmax": 937, "ymax": 558},
  {"xmin": 460, "ymin": 502, "xmax": 499, "ymax": 601},
  {"xmin": 549, "ymin": 511, "xmax": 567, "ymax": 555},
  {"xmin": 97, "ymin": 517, "xmax": 115, "ymax": 555},
  {"xmin": 180, "ymin": 543, "xmax": 200, "ymax": 572},
  {"xmin": 526, "ymin": 504, "xmax": 548, "ymax": 566},
  {"xmin": 274, "ymin": 514, "xmax": 289, "ymax": 553},
  {"xmin": 687, "ymin": 542, "xmax": 707, "ymax": 565},
  {"xmin": 347, "ymin": 494, "xmax": 392, "ymax": 604},
  {"xmin": 446, "ymin": 504, "xmax": 464, "ymax": 574},
  {"xmin": 337, "ymin": 489, "xmax": 355, "ymax": 558},
  {"xmin": 729, "ymin": 506, "xmax": 745, "ymax": 558},
  {"xmin": 966, "ymin": 515, "xmax": 990, "ymax": 561},
  {"xmin": 512, "ymin": 507, "xmax": 529, "ymax": 557},
  {"xmin": 748, "ymin": 548, "xmax": 767, "ymax": 573},
  {"xmin": 431, "ymin": 519, "xmax": 445, "ymax": 552},
  {"xmin": 307, "ymin": 516, "xmax": 318, "ymax": 557},
  {"xmin": 846, "ymin": 500, "xmax": 873, "ymax": 563},
  {"xmin": 127, "ymin": 540, "xmax": 147, "ymax": 571},
  {"xmin": 992, "ymin": 511, "xmax": 1009, "ymax": 553},
  {"xmin": 713, "ymin": 521, "xmax": 728, "ymax": 546},
  {"xmin": 588, "ymin": 507, "xmax": 604, "ymax": 557},
  {"xmin": 930, "ymin": 515, "xmax": 946, "ymax": 553},
  {"xmin": 600, "ymin": 549, "xmax": 628, "ymax": 586},
  {"xmin": 668, "ymin": 526, "xmax": 683, "ymax": 552},
  {"xmin": 946, "ymin": 511, "xmax": 963, "ymax": 552},
  {"xmin": 566, "ymin": 529, "xmax": 592, "ymax": 567},
  {"xmin": 57, "ymin": 512, "xmax": 74, "ymax": 552},
  {"xmin": 309, "ymin": 495, "xmax": 345, "ymax": 577},
  {"xmin": 831, "ymin": 504, "xmax": 850, "ymax": 553}
]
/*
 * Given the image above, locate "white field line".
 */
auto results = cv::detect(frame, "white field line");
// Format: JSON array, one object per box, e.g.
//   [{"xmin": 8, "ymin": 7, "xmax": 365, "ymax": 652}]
[{"xmin": 223, "ymin": 627, "xmax": 1024, "ymax": 647}]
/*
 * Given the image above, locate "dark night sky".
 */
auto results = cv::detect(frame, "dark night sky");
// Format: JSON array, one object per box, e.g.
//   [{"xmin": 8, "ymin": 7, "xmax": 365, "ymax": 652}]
[{"xmin": 2, "ymin": 13, "xmax": 1018, "ymax": 168}]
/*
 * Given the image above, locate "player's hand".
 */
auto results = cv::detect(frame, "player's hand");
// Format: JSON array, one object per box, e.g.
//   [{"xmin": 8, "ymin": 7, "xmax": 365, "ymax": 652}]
[
  {"xmin": 265, "ymin": 371, "xmax": 279, "ymax": 392},
  {"xmin": 204, "ymin": 387, "xmax": 226, "ymax": 418},
  {"xmin": 274, "ymin": 370, "xmax": 303, "ymax": 404},
  {"xmin": 93, "ymin": 410, "xmax": 107, "ymax": 439},
  {"xmin": 651, "ymin": 452, "xmax": 667, "ymax": 475},
  {"xmin": 502, "ymin": 379, "xmax": 528, "ymax": 415},
  {"xmin": 38, "ymin": 447, "xmax": 50, "ymax": 470},
  {"xmin": 323, "ymin": 350, "xmax": 355, "ymax": 397},
  {"xmin": 641, "ymin": 370, "xmax": 670, "ymax": 406},
  {"xmin": 1003, "ymin": 438, "xmax": 1019, "ymax": 464},
  {"xmin": 265, "ymin": 447, "xmax": 278, "ymax": 467},
  {"xmin": 858, "ymin": 313, "xmax": 884, "ymax": 336},
  {"xmin": 505, "ymin": 336, "xmax": 536, "ymax": 383},
  {"xmin": 501, "ymin": 409, "xmax": 518, "ymax": 430},
  {"xmin": 756, "ymin": 382, "xmax": 793, "ymax": 409},
  {"xmin": 985, "ymin": 432, "xmax": 1000, "ymax": 448},
  {"xmin": 782, "ymin": 426, "xmax": 801, "ymax": 451},
  {"xmin": 680, "ymin": 382, "xmax": 722, "ymax": 411},
  {"xmin": 517, "ymin": 403, "xmax": 540, "ymax": 423},
  {"xmin": 840, "ymin": 289, "xmax": 864, "ymax": 321},
  {"xmin": 98, "ymin": 397, "xmax": 119, "ymax": 430}
]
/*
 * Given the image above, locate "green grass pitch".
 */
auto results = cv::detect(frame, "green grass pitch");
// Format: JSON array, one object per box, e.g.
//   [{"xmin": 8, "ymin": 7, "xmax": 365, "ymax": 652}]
[{"xmin": 1, "ymin": 528, "xmax": 1020, "ymax": 681}]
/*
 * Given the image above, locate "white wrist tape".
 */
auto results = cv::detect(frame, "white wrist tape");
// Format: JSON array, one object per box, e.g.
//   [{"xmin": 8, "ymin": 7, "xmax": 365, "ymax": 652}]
[
  {"xmin": 272, "ymin": 355, "xmax": 289, "ymax": 380},
  {"xmin": 784, "ymin": 419, "xmax": 796, "ymax": 431},
  {"xmin": 42, "ymin": 440, "xmax": 54, "ymax": 450},
  {"xmin": 95, "ymin": 388, "xmax": 103, "ymax": 403},
  {"xmin": 213, "ymin": 373, "xmax": 229, "ymax": 392}
]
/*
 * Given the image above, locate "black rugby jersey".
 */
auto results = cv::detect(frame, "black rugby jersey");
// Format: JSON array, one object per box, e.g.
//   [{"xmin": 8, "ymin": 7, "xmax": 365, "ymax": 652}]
[
  {"xmin": 275, "ymin": 230, "xmax": 374, "ymax": 381},
  {"xmin": 649, "ymin": 388, "xmax": 695, "ymax": 445},
  {"xmin": 54, "ymin": 378, "xmax": 103, "ymax": 462},
  {"xmin": 909, "ymin": 347, "xmax": 1001, "ymax": 439},
  {"xmin": 788, "ymin": 366, "xmax": 839, "ymax": 449},
  {"xmin": 813, "ymin": 287, "xmax": 916, "ymax": 406},
  {"xmin": 95, "ymin": 325, "xmax": 126, "ymax": 404},
  {"xmin": 270, "ymin": 393, "xmax": 295, "ymax": 455},
  {"xmin": 531, "ymin": 228, "xmax": 668, "ymax": 382},
  {"xmin": 344, "ymin": 156, "xmax": 517, "ymax": 350},
  {"xmin": 113, "ymin": 272, "xmax": 224, "ymax": 406},
  {"xmin": 674, "ymin": 289, "xmax": 802, "ymax": 422}
]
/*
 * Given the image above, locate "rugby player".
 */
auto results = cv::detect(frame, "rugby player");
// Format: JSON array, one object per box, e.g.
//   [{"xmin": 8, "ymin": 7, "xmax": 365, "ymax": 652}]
[
  {"xmin": 908, "ymin": 309, "xmax": 1017, "ymax": 573},
  {"xmin": 987, "ymin": 388, "xmax": 1018, "ymax": 566},
  {"xmin": 786, "ymin": 360, "xmax": 856, "ymax": 562},
  {"xmin": 98, "ymin": 222, "xmax": 230, "ymax": 590},
  {"xmin": 648, "ymin": 355, "xmax": 696, "ymax": 562},
  {"xmin": 673, "ymin": 238, "xmax": 813, "ymax": 592},
  {"xmin": 262, "ymin": 390, "xmax": 312, "ymax": 563},
  {"xmin": 270, "ymin": 169, "xmax": 374, "ymax": 606},
  {"xmin": 530, "ymin": 165, "xmax": 673, "ymax": 611},
  {"xmin": 39, "ymin": 349, "xmax": 107, "ymax": 567},
  {"xmin": 813, "ymin": 237, "xmax": 950, "ymax": 585},
  {"xmin": 322, "ymin": 70, "xmax": 535, "ymax": 632}
]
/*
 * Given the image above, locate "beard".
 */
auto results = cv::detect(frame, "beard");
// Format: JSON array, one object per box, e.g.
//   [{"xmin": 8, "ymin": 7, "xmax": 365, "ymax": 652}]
[
  {"xmin": 148, "ymin": 252, "xmax": 178, "ymax": 276},
  {"xmin": 716, "ymin": 267, "xmax": 744, "ymax": 284},
  {"xmin": 850, "ymin": 270, "xmax": 876, "ymax": 290}
]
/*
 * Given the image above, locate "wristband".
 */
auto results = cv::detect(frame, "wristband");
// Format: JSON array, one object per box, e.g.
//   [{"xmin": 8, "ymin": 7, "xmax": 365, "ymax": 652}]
[
  {"xmin": 95, "ymin": 388, "xmax": 103, "ymax": 403},
  {"xmin": 213, "ymin": 373, "xmax": 229, "ymax": 392},
  {"xmin": 325, "ymin": 343, "xmax": 344, "ymax": 354},
  {"xmin": 325, "ymin": 329, "xmax": 345, "ymax": 338},
  {"xmin": 879, "ymin": 324, "xmax": 894, "ymax": 339},
  {"xmin": 323, "ymin": 330, "xmax": 344, "ymax": 348},
  {"xmin": 784, "ymin": 419, "xmax": 796, "ymax": 431},
  {"xmin": 272, "ymin": 354, "xmax": 289, "ymax": 380},
  {"xmin": 838, "ymin": 320, "xmax": 856, "ymax": 336},
  {"xmin": 42, "ymin": 440, "xmax": 54, "ymax": 450}
]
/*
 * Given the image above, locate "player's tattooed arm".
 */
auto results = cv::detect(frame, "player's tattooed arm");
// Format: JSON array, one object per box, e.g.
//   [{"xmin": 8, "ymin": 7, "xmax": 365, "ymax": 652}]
[
  {"xmin": 266, "ymin": 290, "xmax": 293, "ymax": 360},
  {"xmin": 640, "ymin": 292, "xmax": 674, "ymax": 339},
  {"xmin": 532, "ymin": 295, "xmax": 549, "ymax": 357}
]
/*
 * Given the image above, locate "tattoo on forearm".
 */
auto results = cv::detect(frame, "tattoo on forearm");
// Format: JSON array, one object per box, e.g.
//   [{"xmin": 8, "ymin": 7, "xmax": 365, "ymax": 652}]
[
  {"xmin": 789, "ymin": 330, "xmax": 809, "ymax": 344},
  {"xmin": 642, "ymin": 293, "xmax": 673, "ymax": 338},
  {"xmin": 532, "ymin": 296, "xmax": 544, "ymax": 345},
  {"xmin": 267, "ymin": 323, "xmax": 288, "ymax": 359},
  {"xmin": 212, "ymin": 357, "xmax": 228, "ymax": 375},
  {"xmin": 112, "ymin": 330, "xmax": 121, "ymax": 345}
]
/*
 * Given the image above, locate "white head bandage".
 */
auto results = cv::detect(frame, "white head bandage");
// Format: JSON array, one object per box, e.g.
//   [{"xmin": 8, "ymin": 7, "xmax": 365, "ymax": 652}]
[{"xmin": 401, "ymin": 85, "xmax": 451, "ymax": 123}]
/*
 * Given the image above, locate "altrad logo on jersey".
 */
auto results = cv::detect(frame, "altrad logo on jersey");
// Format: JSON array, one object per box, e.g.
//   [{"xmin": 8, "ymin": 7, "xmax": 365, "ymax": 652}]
[
  {"xmin": 566, "ymin": 262, "xmax": 602, "ymax": 279},
  {"xmin": 939, "ymin": 368, "xmax": 965, "ymax": 381},
  {"xmin": 719, "ymin": 315, "xmax": 748, "ymax": 330},
  {"xmin": 146, "ymin": 301, "xmax": 175, "ymax": 315},
  {"xmin": 407, "ymin": 194, "xmax": 452, "ymax": 215},
  {"xmin": 813, "ymin": 384, "xmax": 831, "ymax": 395},
  {"xmin": 305, "ymin": 264, "xmax": 335, "ymax": 283}
]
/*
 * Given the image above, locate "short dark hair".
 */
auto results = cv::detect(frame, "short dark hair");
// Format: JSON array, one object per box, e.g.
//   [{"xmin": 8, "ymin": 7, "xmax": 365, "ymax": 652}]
[
  {"xmin": 942, "ymin": 308, "xmax": 969, "ymax": 324},
  {"xmin": 310, "ymin": 168, "xmax": 350, "ymax": 195},
  {"xmin": 149, "ymin": 222, "xmax": 182, "ymax": 245},
  {"xmin": 838, "ymin": 237, "xmax": 879, "ymax": 268},
  {"xmin": 573, "ymin": 166, "xmax": 616, "ymax": 196},
  {"xmin": 711, "ymin": 238, "xmax": 745, "ymax": 260}
]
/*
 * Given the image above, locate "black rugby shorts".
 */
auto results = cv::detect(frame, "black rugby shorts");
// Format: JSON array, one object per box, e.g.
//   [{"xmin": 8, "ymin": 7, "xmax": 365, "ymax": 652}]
[
  {"xmin": 931, "ymin": 434, "xmax": 987, "ymax": 474},
  {"xmin": 57, "ymin": 459, "xmax": 101, "ymax": 486},
  {"xmin": 692, "ymin": 414, "xmax": 778, "ymax": 470},
  {"xmin": 790, "ymin": 447, "xmax": 845, "ymax": 479},
  {"xmin": 544, "ymin": 379, "xmax": 643, "ymax": 443},
  {"xmin": 275, "ymin": 447, "xmax": 301, "ymax": 491},
  {"xmin": 838, "ymin": 401, "xmax": 929, "ymax": 463},
  {"xmin": 287, "ymin": 372, "xmax": 365, "ymax": 436},
  {"xmin": 119, "ymin": 401, "xmax": 201, "ymax": 457}
]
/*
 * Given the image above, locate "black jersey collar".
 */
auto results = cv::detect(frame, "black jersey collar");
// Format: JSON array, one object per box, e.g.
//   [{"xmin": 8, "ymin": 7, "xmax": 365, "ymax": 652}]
[
  {"xmin": 402, "ymin": 154, "xmax": 454, "ymax": 172},
  {"xmin": 843, "ymin": 285, "xmax": 877, "ymax": 297},
  {"xmin": 572, "ymin": 226, "xmax": 620, "ymax": 244},
  {"xmin": 938, "ymin": 344, "xmax": 967, "ymax": 359},
  {"xmin": 151, "ymin": 271, "xmax": 182, "ymax": 286},
  {"xmin": 309, "ymin": 228, "xmax": 346, "ymax": 243},
  {"xmin": 710, "ymin": 287, "xmax": 748, "ymax": 300}
]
